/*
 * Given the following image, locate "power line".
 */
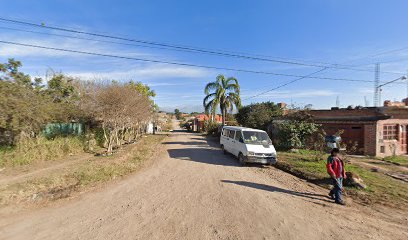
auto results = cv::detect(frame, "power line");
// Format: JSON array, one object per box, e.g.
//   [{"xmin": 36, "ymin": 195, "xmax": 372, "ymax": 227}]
[
  {"xmin": 0, "ymin": 26, "xmax": 184, "ymax": 52},
  {"xmin": 0, "ymin": 16, "xmax": 404, "ymax": 75},
  {"xmin": 243, "ymin": 68, "xmax": 328, "ymax": 100},
  {"xmin": 0, "ymin": 40, "xmax": 388, "ymax": 84}
]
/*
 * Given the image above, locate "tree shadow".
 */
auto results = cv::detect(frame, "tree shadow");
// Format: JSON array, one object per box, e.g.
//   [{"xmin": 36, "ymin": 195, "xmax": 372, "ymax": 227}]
[
  {"xmin": 221, "ymin": 180, "xmax": 332, "ymax": 203},
  {"xmin": 167, "ymin": 148, "xmax": 240, "ymax": 167}
]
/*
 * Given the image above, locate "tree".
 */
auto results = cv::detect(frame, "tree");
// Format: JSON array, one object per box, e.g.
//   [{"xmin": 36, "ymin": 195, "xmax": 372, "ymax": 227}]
[
  {"xmin": 80, "ymin": 81, "xmax": 153, "ymax": 153},
  {"xmin": 203, "ymin": 74, "xmax": 241, "ymax": 125},
  {"xmin": 0, "ymin": 58, "xmax": 32, "ymax": 87},
  {"xmin": 0, "ymin": 59, "xmax": 57, "ymax": 144},
  {"xmin": 127, "ymin": 80, "xmax": 156, "ymax": 97},
  {"xmin": 235, "ymin": 101, "xmax": 282, "ymax": 130},
  {"xmin": 174, "ymin": 109, "xmax": 182, "ymax": 120},
  {"xmin": 46, "ymin": 73, "xmax": 79, "ymax": 103}
]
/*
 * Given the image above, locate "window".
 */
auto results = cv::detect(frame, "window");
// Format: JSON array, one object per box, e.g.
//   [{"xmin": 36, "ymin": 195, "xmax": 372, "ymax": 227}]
[
  {"xmin": 228, "ymin": 130, "xmax": 235, "ymax": 139},
  {"xmin": 235, "ymin": 131, "xmax": 242, "ymax": 141},
  {"xmin": 383, "ymin": 125, "xmax": 397, "ymax": 140},
  {"xmin": 380, "ymin": 146, "xmax": 385, "ymax": 153},
  {"xmin": 223, "ymin": 129, "xmax": 229, "ymax": 137},
  {"xmin": 242, "ymin": 131, "xmax": 272, "ymax": 145}
]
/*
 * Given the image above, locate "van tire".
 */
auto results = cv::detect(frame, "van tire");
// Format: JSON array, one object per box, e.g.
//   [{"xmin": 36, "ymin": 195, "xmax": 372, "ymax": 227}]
[
  {"xmin": 221, "ymin": 145, "xmax": 227, "ymax": 155},
  {"xmin": 238, "ymin": 153, "xmax": 246, "ymax": 166}
]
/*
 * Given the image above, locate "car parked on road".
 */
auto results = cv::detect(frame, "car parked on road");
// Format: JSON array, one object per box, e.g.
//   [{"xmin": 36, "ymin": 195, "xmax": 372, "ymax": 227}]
[{"xmin": 220, "ymin": 126, "xmax": 277, "ymax": 165}]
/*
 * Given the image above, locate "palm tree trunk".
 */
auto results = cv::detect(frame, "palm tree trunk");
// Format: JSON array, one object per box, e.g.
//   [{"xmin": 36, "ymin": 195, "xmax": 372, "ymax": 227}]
[{"xmin": 221, "ymin": 106, "xmax": 226, "ymax": 126}]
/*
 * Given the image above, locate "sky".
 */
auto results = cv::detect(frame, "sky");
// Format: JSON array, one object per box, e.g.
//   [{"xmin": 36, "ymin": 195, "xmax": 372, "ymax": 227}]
[{"xmin": 1, "ymin": 0, "xmax": 408, "ymax": 112}]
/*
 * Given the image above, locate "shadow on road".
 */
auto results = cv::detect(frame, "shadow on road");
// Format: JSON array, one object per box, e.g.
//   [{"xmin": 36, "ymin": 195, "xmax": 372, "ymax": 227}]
[
  {"xmin": 171, "ymin": 129, "xmax": 188, "ymax": 133},
  {"xmin": 163, "ymin": 141, "xmax": 207, "ymax": 146},
  {"xmin": 221, "ymin": 180, "xmax": 332, "ymax": 203},
  {"xmin": 167, "ymin": 148, "xmax": 240, "ymax": 167}
]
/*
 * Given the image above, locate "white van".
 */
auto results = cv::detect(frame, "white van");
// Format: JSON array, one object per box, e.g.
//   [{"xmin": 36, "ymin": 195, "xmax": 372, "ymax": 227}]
[{"xmin": 220, "ymin": 126, "xmax": 277, "ymax": 165}]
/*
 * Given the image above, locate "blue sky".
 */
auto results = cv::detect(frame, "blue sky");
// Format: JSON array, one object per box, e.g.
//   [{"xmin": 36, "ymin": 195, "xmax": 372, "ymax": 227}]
[{"xmin": 1, "ymin": 0, "xmax": 408, "ymax": 112}]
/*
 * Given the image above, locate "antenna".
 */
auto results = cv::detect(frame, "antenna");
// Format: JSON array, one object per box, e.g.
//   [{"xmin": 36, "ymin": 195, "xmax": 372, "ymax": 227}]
[{"xmin": 374, "ymin": 63, "xmax": 380, "ymax": 107}]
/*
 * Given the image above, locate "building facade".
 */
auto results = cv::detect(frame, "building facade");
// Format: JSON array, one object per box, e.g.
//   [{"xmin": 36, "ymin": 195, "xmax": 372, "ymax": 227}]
[
  {"xmin": 192, "ymin": 114, "xmax": 223, "ymax": 132},
  {"xmin": 310, "ymin": 106, "xmax": 408, "ymax": 157}
]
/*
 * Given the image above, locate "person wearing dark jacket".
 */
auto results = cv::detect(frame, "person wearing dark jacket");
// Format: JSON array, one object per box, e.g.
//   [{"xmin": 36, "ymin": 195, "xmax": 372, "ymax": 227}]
[{"xmin": 326, "ymin": 148, "xmax": 346, "ymax": 205}]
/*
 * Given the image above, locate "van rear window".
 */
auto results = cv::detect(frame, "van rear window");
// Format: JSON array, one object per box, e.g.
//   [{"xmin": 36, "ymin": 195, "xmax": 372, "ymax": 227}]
[{"xmin": 228, "ymin": 130, "xmax": 235, "ymax": 139}]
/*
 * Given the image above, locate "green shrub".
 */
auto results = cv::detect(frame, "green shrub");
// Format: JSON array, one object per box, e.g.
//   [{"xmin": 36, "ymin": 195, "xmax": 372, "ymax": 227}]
[{"xmin": 203, "ymin": 120, "xmax": 220, "ymax": 136}]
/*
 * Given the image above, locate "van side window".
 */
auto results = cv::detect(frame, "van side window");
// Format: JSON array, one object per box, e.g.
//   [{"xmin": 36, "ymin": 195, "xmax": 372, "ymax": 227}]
[
  {"xmin": 223, "ymin": 129, "xmax": 229, "ymax": 137},
  {"xmin": 235, "ymin": 131, "xmax": 242, "ymax": 141},
  {"xmin": 228, "ymin": 130, "xmax": 235, "ymax": 139}
]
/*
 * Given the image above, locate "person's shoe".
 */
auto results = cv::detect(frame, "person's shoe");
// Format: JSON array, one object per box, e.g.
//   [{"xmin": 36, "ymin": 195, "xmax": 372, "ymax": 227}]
[
  {"xmin": 335, "ymin": 200, "xmax": 346, "ymax": 206},
  {"xmin": 328, "ymin": 193, "xmax": 335, "ymax": 200}
]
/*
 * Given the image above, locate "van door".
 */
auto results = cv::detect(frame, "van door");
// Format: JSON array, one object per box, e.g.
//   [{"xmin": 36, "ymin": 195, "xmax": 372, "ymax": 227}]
[
  {"xmin": 234, "ymin": 131, "xmax": 245, "ymax": 156},
  {"xmin": 221, "ymin": 128, "xmax": 229, "ymax": 150},
  {"xmin": 227, "ymin": 130, "xmax": 236, "ymax": 155}
]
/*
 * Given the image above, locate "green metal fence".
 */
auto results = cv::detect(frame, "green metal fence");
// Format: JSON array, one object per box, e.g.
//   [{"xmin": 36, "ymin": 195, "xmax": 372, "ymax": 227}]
[{"xmin": 44, "ymin": 123, "xmax": 84, "ymax": 138}]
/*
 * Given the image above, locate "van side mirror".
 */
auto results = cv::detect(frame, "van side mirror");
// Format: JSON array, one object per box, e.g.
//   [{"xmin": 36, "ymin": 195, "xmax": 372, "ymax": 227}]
[{"xmin": 239, "ymin": 138, "xmax": 244, "ymax": 143}]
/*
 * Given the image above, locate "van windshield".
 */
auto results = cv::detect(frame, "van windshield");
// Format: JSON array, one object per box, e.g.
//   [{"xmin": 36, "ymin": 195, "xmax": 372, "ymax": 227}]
[{"xmin": 242, "ymin": 131, "xmax": 271, "ymax": 145}]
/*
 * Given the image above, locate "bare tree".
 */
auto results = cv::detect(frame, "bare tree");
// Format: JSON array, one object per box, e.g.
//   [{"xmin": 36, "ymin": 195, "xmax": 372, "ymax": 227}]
[{"xmin": 80, "ymin": 81, "xmax": 153, "ymax": 153}]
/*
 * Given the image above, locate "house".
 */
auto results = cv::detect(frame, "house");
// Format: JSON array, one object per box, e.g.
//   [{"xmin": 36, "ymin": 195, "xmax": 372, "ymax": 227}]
[
  {"xmin": 309, "ymin": 100, "xmax": 408, "ymax": 157},
  {"xmin": 192, "ymin": 114, "xmax": 223, "ymax": 132}
]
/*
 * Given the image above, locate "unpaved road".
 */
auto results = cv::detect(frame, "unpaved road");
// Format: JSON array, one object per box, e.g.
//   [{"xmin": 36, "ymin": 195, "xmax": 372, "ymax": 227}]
[{"xmin": 0, "ymin": 124, "xmax": 407, "ymax": 240}]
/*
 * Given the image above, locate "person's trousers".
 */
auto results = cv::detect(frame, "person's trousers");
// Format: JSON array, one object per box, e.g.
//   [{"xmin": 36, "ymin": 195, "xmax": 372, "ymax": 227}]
[{"xmin": 329, "ymin": 177, "xmax": 343, "ymax": 203}]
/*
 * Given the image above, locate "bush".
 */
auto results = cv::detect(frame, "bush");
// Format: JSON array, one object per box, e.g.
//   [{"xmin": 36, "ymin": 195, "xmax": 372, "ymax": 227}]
[
  {"xmin": 274, "ymin": 110, "xmax": 320, "ymax": 150},
  {"xmin": 203, "ymin": 120, "xmax": 220, "ymax": 136}
]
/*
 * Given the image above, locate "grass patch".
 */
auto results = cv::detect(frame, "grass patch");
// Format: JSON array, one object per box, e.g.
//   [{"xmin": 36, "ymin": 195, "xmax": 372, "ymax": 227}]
[
  {"xmin": 276, "ymin": 151, "xmax": 408, "ymax": 209},
  {"xmin": 0, "ymin": 136, "xmax": 85, "ymax": 167},
  {"xmin": 0, "ymin": 134, "xmax": 167, "ymax": 207},
  {"xmin": 382, "ymin": 155, "xmax": 408, "ymax": 167}
]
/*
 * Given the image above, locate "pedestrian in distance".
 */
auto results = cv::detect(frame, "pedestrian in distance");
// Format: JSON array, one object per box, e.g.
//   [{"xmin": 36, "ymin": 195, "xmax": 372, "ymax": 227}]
[{"xmin": 326, "ymin": 148, "xmax": 346, "ymax": 205}]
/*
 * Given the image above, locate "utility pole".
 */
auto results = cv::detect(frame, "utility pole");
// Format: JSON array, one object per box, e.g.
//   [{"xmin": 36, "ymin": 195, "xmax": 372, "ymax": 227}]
[{"xmin": 374, "ymin": 63, "xmax": 380, "ymax": 107}]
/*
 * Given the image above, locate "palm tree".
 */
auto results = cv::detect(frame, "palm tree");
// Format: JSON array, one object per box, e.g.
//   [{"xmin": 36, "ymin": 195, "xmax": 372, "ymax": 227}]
[{"xmin": 203, "ymin": 74, "xmax": 241, "ymax": 125}]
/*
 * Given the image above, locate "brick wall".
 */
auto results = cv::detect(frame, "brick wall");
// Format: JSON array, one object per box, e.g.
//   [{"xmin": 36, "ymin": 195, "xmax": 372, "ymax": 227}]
[
  {"xmin": 364, "ymin": 124, "xmax": 377, "ymax": 156},
  {"xmin": 319, "ymin": 122, "xmax": 365, "ymax": 154},
  {"xmin": 376, "ymin": 119, "xmax": 408, "ymax": 157}
]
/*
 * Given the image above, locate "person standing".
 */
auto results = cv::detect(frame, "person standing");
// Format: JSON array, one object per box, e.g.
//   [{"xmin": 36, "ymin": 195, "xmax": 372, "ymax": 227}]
[{"xmin": 326, "ymin": 148, "xmax": 346, "ymax": 205}]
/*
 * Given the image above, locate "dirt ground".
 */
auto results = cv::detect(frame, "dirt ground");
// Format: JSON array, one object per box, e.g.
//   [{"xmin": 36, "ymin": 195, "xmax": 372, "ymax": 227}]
[{"xmin": 0, "ymin": 121, "xmax": 407, "ymax": 240}]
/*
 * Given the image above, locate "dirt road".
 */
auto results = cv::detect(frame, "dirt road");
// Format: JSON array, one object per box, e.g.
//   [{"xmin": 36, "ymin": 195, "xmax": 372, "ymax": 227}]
[{"xmin": 0, "ymin": 123, "xmax": 406, "ymax": 240}]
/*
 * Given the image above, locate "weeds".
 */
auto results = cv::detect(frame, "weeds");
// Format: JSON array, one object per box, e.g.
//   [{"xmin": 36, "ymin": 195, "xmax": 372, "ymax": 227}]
[{"xmin": 0, "ymin": 136, "xmax": 84, "ymax": 167}]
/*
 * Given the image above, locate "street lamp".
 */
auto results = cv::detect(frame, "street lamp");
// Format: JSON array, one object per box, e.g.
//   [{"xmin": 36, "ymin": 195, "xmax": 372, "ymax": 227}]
[{"xmin": 378, "ymin": 76, "xmax": 407, "ymax": 105}]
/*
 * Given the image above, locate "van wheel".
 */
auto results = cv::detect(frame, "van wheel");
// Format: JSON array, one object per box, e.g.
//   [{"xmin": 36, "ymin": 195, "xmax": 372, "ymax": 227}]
[
  {"xmin": 238, "ymin": 153, "xmax": 246, "ymax": 166},
  {"xmin": 221, "ymin": 145, "xmax": 227, "ymax": 155}
]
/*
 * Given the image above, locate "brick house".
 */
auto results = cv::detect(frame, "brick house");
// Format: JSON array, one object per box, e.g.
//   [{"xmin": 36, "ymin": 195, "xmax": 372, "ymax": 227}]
[
  {"xmin": 310, "ymin": 104, "xmax": 408, "ymax": 157},
  {"xmin": 192, "ymin": 114, "xmax": 223, "ymax": 132}
]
